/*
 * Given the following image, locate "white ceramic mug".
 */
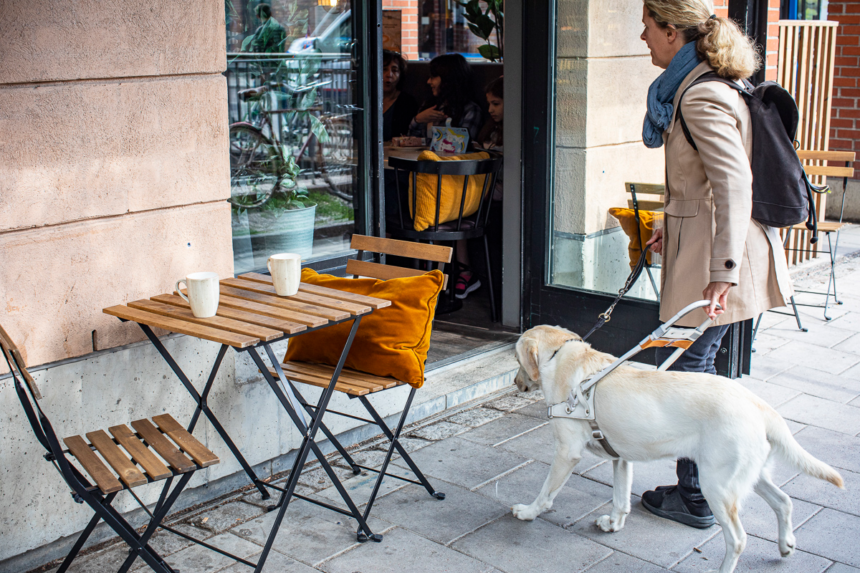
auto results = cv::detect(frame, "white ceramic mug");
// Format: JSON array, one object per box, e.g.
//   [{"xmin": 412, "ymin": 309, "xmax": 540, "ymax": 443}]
[
  {"xmin": 268, "ymin": 253, "xmax": 302, "ymax": 296},
  {"xmin": 175, "ymin": 272, "xmax": 220, "ymax": 318}
]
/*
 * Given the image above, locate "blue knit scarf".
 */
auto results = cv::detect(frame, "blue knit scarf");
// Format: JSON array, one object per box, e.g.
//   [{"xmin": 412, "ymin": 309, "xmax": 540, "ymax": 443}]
[{"xmin": 642, "ymin": 42, "xmax": 702, "ymax": 149}]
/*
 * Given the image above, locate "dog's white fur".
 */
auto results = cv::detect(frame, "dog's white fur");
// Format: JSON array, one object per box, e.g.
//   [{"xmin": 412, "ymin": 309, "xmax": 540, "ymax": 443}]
[{"xmin": 512, "ymin": 325, "xmax": 844, "ymax": 573}]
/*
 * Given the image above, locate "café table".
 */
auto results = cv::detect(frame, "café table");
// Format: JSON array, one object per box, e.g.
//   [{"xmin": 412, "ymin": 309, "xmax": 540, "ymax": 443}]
[{"xmin": 103, "ymin": 275, "xmax": 392, "ymax": 571}]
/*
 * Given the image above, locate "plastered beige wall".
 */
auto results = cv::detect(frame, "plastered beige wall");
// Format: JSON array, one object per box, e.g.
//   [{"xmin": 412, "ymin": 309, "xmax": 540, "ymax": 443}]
[{"xmin": 0, "ymin": 0, "xmax": 231, "ymax": 370}]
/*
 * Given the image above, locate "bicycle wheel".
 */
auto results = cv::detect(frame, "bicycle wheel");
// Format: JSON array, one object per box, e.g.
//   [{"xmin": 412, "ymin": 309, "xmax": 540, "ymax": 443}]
[
  {"xmin": 229, "ymin": 124, "xmax": 279, "ymax": 208},
  {"xmin": 319, "ymin": 116, "xmax": 356, "ymax": 203}
]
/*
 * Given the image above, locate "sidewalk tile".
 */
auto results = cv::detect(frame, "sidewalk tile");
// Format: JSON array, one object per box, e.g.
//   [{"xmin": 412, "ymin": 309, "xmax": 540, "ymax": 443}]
[
  {"xmin": 739, "ymin": 377, "xmax": 802, "ymax": 408},
  {"xmin": 793, "ymin": 426, "xmax": 860, "ymax": 473},
  {"xmin": 513, "ymin": 399, "xmax": 551, "ymax": 419},
  {"xmin": 219, "ymin": 550, "xmax": 316, "ymax": 572},
  {"xmin": 829, "ymin": 312, "xmax": 860, "ymax": 333},
  {"xmin": 757, "ymin": 311, "xmax": 793, "ymax": 330},
  {"xmin": 835, "ymin": 334, "xmax": 860, "ymax": 357},
  {"xmin": 777, "ymin": 395, "xmax": 860, "ymax": 436},
  {"xmin": 826, "ymin": 564, "xmax": 860, "ymax": 573},
  {"xmin": 45, "ymin": 544, "xmax": 132, "ymax": 573},
  {"xmin": 485, "ymin": 395, "xmax": 534, "ymax": 412},
  {"xmin": 571, "ymin": 502, "xmax": 720, "ymax": 568},
  {"xmin": 768, "ymin": 366, "xmax": 860, "ymax": 404},
  {"xmin": 766, "ymin": 341, "xmax": 860, "ymax": 375},
  {"xmin": 446, "ymin": 407, "xmax": 506, "ymax": 428},
  {"xmin": 749, "ymin": 355, "xmax": 795, "ymax": 381},
  {"xmin": 392, "ymin": 437, "xmax": 532, "ymax": 490},
  {"xmin": 452, "ymin": 514, "xmax": 612, "ymax": 573},
  {"xmin": 231, "ymin": 498, "xmax": 388, "ymax": 566},
  {"xmin": 408, "ymin": 420, "xmax": 469, "ymax": 441},
  {"xmin": 673, "ymin": 533, "xmax": 831, "ymax": 572},
  {"xmin": 321, "ymin": 527, "xmax": 492, "ymax": 573},
  {"xmin": 795, "ymin": 509, "xmax": 860, "ymax": 567},
  {"xmin": 297, "ymin": 464, "xmax": 360, "ymax": 492},
  {"xmin": 160, "ymin": 532, "xmax": 260, "ymax": 573},
  {"xmin": 582, "ymin": 459, "xmax": 677, "ymax": 498},
  {"xmin": 373, "ymin": 436, "xmax": 432, "ymax": 453},
  {"xmin": 146, "ymin": 523, "xmax": 212, "ymax": 558},
  {"xmin": 243, "ymin": 484, "xmax": 317, "ymax": 509},
  {"xmin": 457, "ymin": 413, "xmax": 546, "ymax": 447},
  {"xmin": 842, "ymin": 362, "xmax": 860, "ymax": 380},
  {"xmin": 741, "ymin": 493, "xmax": 821, "ymax": 542},
  {"xmin": 332, "ymin": 448, "xmax": 399, "ymax": 471},
  {"xmin": 764, "ymin": 323, "xmax": 854, "ymax": 349},
  {"xmin": 752, "ymin": 332, "xmax": 792, "ymax": 355},
  {"xmin": 188, "ymin": 500, "xmax": 265, "ymax": 534},
  {"xmin": 584, "ymin": 552, "xmax": 670, "ymax": 572},
  {"xmin": 474, "ymin": 461, "xmax": 612, "ymax": 527},
  {"xmin": 494, "ymin": 422, "xmax": 604, "ymax": 472},
  {"xmin": 316, "ymin": 465, "xmax": 414, "ymax": 508},
  {"xmin": 783, "ymin": 468, "xmax": 860, "ymax": 517},
  {"xmin": 369, "ymin": 481, "xmax": 508, "ymax": 545}
]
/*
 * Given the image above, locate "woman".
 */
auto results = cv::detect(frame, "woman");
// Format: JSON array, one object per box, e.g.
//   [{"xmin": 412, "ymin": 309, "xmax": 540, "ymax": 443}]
[
  {"xmin": 408, "ymin": 53, "xmax": 483, "ymax": 142},
  {"xmin": 638, "ymin": 0, "xmax": 792, "ymax": 529},
  {"xmin": 382, "ymin": 50, "xmax": 419, "ymax": 141}
]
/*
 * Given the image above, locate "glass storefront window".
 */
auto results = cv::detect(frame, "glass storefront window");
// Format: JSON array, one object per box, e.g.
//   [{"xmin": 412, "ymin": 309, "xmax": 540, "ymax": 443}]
[
  {"xmin": 226, "ymin": 0, "xmax": 360, "ymax": 273},
  {"xmin": 417, "ymin": 0, "xmax": 500, "ymax": 60}
]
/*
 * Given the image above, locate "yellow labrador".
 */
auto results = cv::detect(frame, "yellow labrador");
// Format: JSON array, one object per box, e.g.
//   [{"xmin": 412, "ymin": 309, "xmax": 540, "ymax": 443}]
[{"xmin": 512, "ymin": 325, "xmax": 844, "ymax": 573}]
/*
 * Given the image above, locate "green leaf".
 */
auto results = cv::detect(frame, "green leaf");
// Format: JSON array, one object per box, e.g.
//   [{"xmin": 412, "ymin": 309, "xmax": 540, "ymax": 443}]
[
  {"xmin": 240, "ymin": 34, "xmax": 255, "ymax": 51},
  {"xmin": 478, "ymin": 44, "xmax": 501, "ymax": 61},
  {"xmin": 468, "ymin": 23, "xmax": 488, "ymax": 40},
  {"xmin": 310, "ymin": 115, "xmax": 330, "ymax": 144}
]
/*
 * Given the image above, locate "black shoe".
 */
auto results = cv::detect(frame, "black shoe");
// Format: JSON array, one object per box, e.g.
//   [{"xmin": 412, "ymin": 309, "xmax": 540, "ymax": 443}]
[{"xmin": 641, "ymin": 485, "xmax": 716, "ymax": 529}]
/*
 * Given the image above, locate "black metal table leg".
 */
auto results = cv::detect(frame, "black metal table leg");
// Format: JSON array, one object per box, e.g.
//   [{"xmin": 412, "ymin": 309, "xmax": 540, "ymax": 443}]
[{"xmin": 139, "ymin": 324, "xmax": 270, "ymax": 499}]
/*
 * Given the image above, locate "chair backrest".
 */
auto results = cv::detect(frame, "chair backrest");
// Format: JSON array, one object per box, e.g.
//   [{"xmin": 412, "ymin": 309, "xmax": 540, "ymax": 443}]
[
  {"xmin": 798, "ymin": 150, "xmax": 857, "ymax": 223},
  {"xmin": 347, "ymin": 235, "xmax": 453, "ymax": 290},
  {"xmin": 625, "ymin": 182, "xmax": 665, "ymax": 212},
  {"xmin": 388, "ymin": 156, "xmax": 503, "ymax": 233}
]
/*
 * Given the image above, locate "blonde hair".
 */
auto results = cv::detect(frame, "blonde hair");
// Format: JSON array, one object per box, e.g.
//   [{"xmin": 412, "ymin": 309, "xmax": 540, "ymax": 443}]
[{"xmin": 643, "ymin": 0, "xmax": 760, "ymax": 80}]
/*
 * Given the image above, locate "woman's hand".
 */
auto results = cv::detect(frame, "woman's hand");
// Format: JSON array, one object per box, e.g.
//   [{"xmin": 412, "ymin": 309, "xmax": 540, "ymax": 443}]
[
  {"xmin": 703, "ymin": 281, "xmax": 732, "ymax": 319},
  {"xmin": 415, "ymin": 107, "xmax": 448, "ymax": 124},
  {"xmin": 646, "ymin": 228, "xmax": 663, "ymax": 255}
]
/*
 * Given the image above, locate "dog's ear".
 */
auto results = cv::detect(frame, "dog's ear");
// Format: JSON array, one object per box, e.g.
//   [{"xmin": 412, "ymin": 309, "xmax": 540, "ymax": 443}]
[{"xmin": 518, "ymin": 338, "xmax": 541, "ymax": 381}]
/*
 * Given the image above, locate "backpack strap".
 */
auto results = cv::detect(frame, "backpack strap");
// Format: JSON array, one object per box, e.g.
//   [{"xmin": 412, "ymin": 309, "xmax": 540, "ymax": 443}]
[{"xmin": 676, "ymin": 72, "xmax": 748, "ymax": 151}]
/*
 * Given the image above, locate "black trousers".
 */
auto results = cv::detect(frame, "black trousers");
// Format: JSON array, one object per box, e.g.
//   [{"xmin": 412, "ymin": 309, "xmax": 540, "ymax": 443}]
[{"xmin": 654, "ymin": 322, "xmax": 730, "ymax": 503}]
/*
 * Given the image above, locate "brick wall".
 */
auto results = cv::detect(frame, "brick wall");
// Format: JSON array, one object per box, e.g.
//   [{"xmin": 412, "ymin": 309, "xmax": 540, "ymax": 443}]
[
  {"xmin": 827, "ymin": 0, "xmax": 860, "ymax": 177},
  {"xmin": 383, "ymin": 0, "xmax": 419, "ymax": 59}
]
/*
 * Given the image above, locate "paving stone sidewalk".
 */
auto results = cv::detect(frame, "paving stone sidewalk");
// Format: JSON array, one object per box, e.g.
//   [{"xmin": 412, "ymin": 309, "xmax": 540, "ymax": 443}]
[{"xmin": 40, "ymin": 226, "xmax": 860, "ymax": 573}]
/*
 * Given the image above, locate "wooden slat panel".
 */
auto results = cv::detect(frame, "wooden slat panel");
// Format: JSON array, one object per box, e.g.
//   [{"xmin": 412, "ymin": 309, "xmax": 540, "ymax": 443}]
[
  {"xmin": 267, "ymin": 366, "xmax": 369, "ymax": 396},
  {"xmin": 777, "ymin": 19, "xmax": 838, "ymax": 27},
  {"xmin": 281, "ymin": 364, "xmax": 382, "ymax": 392},
  {"xmin": 797, "ymin": 150, "xmax": 855, "ymax": 161},
  {"xmin": 0, "ymin": 324, "xmax": 42, "ymax": 400},
  {"xmin": 103, "ymin": 306, "xmax": 258, "ymax": 348},
  {"xmin": 151, "ymin": 294, "xmax": 307, "ymax": 334},
  {"xmin": 283, "ymin": 361, "xmax": 400, "ymax": 388},
  {"xmin": 109, "ymin": 424, "xmax": 172, "ymax": 481},
  {"xmin": 215, "ymin": 293, "xmax": 327, "ymax": 328},
  {"xmin": 803, "ymin": 165, "xmax": 854, "ymax": 178},
  {"xmin": 130, "ymin": 419, "xmax": 196, "ymax": 473},
  {"xmin": 152, "ymin": 414, "xmax": 219, "ymax": 468},
  {"xmin": 64, "ymin": 435, "xmax": 123, "ymax": 494},
  {"xmin": 792, "ymin": 221, "xmax": 845, "ymax": 232},
  {"xmin": 128, "ymin": 299, "xmax": 282, "ymax": 341},
  {"xmin": 627, "ymin": 200, "xmax": 664, "ymax": 211},
  {"xmin": 237, "ymin": 273, "xmax": 392, "ymax": 310},
  {"xmin": 350, "ymin": 234, "xmax": 453, "ymax": 263},
  {"xmin": 86, "ymin": 430, "xmax": 148, "ymax": 489},
  {"xmin": 222, "ymin": 278, "xmax": 370, "ymax": 316},
  {"xmin": 346, "ymin": 259, "xmax": 449, "ymax": 290},
  {"xmin": 219, "ymin": 284, "xmax": 348, "ymax": 322},
  {"xmin": 626, "ymin": 182, "xmax": 665, "ymax": 195}
]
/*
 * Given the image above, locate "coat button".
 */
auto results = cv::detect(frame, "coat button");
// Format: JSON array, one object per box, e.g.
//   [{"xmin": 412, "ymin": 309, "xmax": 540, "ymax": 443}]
[{"xmin": 725, "ymin": 260, "xmax": 735, "ymax": 269}]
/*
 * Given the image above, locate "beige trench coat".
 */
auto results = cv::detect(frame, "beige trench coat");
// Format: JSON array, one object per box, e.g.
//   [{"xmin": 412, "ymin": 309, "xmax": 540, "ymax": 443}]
[{"xmin": 659, "ymin": 61, "xmax": 792, "ymax": 327}]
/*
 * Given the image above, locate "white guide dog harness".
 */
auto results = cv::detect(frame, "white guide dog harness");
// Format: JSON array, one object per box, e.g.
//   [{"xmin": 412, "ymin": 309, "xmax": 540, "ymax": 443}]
[{"xmin": 546, "ymin": 300, "xmax": 718, "ymax": 459}]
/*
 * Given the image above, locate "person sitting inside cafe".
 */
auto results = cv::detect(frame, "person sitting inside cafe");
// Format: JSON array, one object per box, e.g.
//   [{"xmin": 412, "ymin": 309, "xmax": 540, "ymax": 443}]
[
  {"xmin": 383, "ymin": 51, "xmax": 419, "ymax": 142},
  {"xmin": 408, "ymin": 53, "xmax": 483, "ymax": 141}
]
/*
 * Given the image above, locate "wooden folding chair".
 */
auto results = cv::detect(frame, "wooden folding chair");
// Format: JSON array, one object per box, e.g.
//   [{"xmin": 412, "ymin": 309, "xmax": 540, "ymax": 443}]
[
  {"xmin": 625, "ymin": 182, "xmax": 665, "ymax": 300},
  {"xmin": 0, "ymin": 323, "xmax": 219, "ymax": 573},
  {"xmin": 264, "ymin": 235, "xmax": 450, "ymax": 541}
]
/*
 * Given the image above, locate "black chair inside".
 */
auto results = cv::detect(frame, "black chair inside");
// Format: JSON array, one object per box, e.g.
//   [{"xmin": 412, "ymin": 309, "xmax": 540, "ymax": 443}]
[{"xmin": 387, "ymin": 155, "xmax": 502, "ymax": 321}]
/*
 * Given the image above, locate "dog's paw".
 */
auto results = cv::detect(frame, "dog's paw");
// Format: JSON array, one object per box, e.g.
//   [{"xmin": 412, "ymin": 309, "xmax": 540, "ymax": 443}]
[
  {"xmin": 596, "ymin": 514, "xmax": 619, "ymax": 532},
  {"xmin": 779, "ymin": 533, "xmax": 796, "ymax": 558},
  {"xmin": 512, "ymin": 504, "xmax": 538, "ymax": 521}
]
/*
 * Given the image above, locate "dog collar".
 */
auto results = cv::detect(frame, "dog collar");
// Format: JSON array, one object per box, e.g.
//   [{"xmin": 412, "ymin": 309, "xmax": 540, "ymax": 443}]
[{"xmin": 549, "ymin": 338, "xmax": 577, "ymax": 362}]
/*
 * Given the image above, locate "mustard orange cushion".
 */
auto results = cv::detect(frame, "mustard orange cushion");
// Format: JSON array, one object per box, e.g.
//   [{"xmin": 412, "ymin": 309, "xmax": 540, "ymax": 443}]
[
  {"xmin": 608, "ymin": 208, "xmax": 663, "ymax": 270},
  {"xmin": 282, "ymin": 268, "xmax": 445, "ymax": 388},
  {"xmin": 408, "ymin": 151, "xmax": 491, "ymax": 232}
]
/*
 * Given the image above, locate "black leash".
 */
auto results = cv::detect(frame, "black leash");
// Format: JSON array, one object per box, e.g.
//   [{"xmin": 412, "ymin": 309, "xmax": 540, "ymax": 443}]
[{"xmin": 581, "ymin": 249, "xmax": 650, "ymax": 342}]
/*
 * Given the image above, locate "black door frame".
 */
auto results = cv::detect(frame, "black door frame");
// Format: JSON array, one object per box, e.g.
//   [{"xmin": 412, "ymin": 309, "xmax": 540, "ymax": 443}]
[{"xmin": 520, "ymin": 0, "xmax": 750, "ymax": 376}]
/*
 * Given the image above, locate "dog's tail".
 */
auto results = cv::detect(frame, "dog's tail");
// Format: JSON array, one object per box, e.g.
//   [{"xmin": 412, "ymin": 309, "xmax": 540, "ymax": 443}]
[{"xmin": 765, "ymin": 408, "xmax": 844, "ymax": 489}]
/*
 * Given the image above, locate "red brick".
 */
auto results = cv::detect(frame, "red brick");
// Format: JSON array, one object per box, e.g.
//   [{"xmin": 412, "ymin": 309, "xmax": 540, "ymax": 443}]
[
  {"xmin": 841, "ymin": 88, "xmax": 860, "ymax": 98},
  {"xmin": 837, "ymin": 15, "xmax": 860, "ymax": 25},
  {"xmin": 839, "ymin": 108, "xmax": 860, "ymax": 119},
  {"xmin": 836, "ymin": 129, "xmax": 860, "ymax": 139},
  {"xmin": 831, "ymin": 118, "xmax": 855, "ymax": 128},
  {"xmin": 833, "ymin": 97, "xmax": 859, "ymax": 107},
  {"xmin": 835, "ymin": 77, "xmax": 858, "ymax": 88},
  {"xmin": 846, "ymin": 3, "xmax": 860, "ymax": 13}
]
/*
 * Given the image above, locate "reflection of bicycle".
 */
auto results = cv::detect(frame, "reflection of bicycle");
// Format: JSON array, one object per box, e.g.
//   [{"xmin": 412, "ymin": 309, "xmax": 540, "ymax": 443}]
[{"xmin": 228, "ymin": 83, "xmax": 356, "ymax": 208}]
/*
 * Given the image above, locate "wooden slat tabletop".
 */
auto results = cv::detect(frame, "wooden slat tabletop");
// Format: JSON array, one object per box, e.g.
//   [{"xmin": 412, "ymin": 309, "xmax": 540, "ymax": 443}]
[{"xmin": 104, "ymin": 277, "xmax": 380, "ymax": 348}]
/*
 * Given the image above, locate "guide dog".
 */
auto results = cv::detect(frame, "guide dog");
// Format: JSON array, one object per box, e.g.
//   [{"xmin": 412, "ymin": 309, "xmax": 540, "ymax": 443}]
[{"xmin": 512, "ymin": 325, "xmax": 844, "ymax": 573}]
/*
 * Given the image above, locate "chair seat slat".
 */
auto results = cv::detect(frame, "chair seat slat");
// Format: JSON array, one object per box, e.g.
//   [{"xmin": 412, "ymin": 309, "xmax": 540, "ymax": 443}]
[
  {"xmin": 86, "ymin": 430, "xmax": 148, "ymax": 489},
  {"xmin": 267, "ymin": 366, "xmax": 369, "ymax": 396},
  {"xmin": 63, "ymin": 435, "xmax": 124, "ymax": 494},
  {"xmin": 131, "ymin": 419, "xmax": 196, "ymax": 473},
  {"xmin": 151, "ymin": 414, "xmax": 219, "ymax": 468},
  {"xmin": 109, "ymin": 424, "xmax": 172, "ymax": 481},
  {"xmin": 283, "ymin": 361, "xmax": 400, "ymax": 389}
]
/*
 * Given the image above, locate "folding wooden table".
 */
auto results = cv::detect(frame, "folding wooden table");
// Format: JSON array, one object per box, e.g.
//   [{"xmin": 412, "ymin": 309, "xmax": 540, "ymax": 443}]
[{"xmin": 104, "ymin": 277, "xmax": 391, "ymax": 572}]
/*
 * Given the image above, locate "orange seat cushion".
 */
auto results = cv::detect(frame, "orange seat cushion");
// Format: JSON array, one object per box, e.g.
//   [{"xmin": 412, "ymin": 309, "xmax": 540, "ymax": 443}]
[
  {"xmin": 282, "ymin": 268, "xmax": 445, "ymax": 389},
  {"xmin": 408, "ymin": 151, "xmax": 491, "ymax": 231},
  {"xmin": 608, "ymin": 208, "xmax": 663, "ymax": 269}
]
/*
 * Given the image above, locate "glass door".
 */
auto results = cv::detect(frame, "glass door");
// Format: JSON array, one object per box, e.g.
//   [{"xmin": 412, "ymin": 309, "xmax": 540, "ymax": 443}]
[{"xmin": 225, "ymin": 0, "xmax": 378, "ymax": 274}]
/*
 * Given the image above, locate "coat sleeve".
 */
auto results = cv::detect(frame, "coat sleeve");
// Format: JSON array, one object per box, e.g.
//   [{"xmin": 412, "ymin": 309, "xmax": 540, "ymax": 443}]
[{"xmin": 680, "ymin": 83, "xmax": 752, "ymax": 285}]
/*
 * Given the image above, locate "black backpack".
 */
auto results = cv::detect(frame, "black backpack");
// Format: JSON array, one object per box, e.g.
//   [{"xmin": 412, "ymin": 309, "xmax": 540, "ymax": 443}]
[{"xmin": 676, "ymin": 72, "xmax": 824, "ymax": 243}]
